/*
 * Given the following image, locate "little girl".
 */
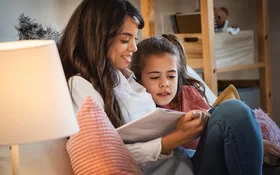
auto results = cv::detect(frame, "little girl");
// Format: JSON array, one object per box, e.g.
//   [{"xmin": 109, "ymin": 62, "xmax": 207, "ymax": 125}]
[
  {"xmin": 132, "ymin": 34, "xmax": 210, "ymax": 150},
  {"xmin": 131, "ymin": 34, "xmax": 263, "ymax": 174}
]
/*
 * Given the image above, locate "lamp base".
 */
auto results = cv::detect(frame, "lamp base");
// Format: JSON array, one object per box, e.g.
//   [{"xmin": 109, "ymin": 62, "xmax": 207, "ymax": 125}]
[{"xmin": 10, "ymin": 144, "xmax": 19, "ymax": 175}]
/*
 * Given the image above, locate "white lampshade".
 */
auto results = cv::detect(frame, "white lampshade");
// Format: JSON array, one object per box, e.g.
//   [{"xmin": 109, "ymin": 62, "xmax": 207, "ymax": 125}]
[{"xmin": 0, "ymin": 40, "xmax": 79, "ymax": 145}]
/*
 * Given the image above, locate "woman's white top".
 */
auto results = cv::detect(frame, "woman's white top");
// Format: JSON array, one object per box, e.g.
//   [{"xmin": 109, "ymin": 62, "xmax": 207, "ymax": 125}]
[{"xmin": 68, "ymin": 70, "xmax": 170, "ymax": 167}]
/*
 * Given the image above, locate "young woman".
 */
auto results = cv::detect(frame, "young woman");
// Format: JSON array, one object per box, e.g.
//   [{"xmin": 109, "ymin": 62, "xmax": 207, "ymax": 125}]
[
  {"xmin": 130, "ymin": 34, "xmax": 264, "ymax": 174},
  {"xmin": 59, "ymin": 0, "xmax": 195, "ymax": 174}
]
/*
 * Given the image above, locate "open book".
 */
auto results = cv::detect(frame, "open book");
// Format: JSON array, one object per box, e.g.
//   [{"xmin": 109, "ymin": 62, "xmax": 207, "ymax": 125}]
[
  {"xmin": 117, "ymin": 108, "xmax": 185, "ymax": 143},
  {"xmin": 117, "ymin": 84, "xmax": 240, "ymax": 143}
]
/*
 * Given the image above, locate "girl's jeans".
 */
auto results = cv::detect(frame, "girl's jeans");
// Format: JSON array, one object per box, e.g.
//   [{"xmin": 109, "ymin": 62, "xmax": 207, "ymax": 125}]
[{"xmin": 192, "ymin": 99, "xmax": 263, "ymax": 175}]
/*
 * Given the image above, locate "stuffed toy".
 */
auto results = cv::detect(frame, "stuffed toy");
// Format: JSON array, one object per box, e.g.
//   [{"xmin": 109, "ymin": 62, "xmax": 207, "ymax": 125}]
[
  {"xmin": 214, "ymin": 7, "xmax": 240, "ymax": 35},
  {"xmin": 214, "ymin": 7, "xmax": 229, "ymax": 29}
]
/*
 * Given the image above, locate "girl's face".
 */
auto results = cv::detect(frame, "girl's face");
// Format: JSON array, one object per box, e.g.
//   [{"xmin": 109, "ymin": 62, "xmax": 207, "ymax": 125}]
[
  {"xmin": 108, "ymin": 16, "xmax": 139, "ymax": 70},
  {"xmin": 140, "ymin": 53, "xmax": 178, "ymax": 106}
]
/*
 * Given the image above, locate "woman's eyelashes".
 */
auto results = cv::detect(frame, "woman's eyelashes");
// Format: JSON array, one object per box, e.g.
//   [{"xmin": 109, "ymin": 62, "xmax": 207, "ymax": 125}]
[
  {"xmin": 120, "ymin": 37, "xmax": 138, "ymax": 44},
  {"xmin": 121, "ymin": 39, "xmax": 129, "ymax": 44}
]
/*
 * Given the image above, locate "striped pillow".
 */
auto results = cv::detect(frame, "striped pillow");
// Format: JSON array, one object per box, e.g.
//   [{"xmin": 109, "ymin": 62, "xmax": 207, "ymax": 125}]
[{"xmin": 66, "ymin": 97, "xmax": 141, "ymax": 175}]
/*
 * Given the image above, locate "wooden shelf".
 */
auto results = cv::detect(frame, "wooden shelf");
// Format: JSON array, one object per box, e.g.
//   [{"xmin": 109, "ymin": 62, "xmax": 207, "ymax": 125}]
[
  {"xmin": 191, "ymin": 62, "xmax": 266, "ymax": 73},
  {"xmin": 140, "ymin": 0, "xmax": 272, "ymax": 116},
  {"xmin": 216, "ymin": 62, "xmax": 265, "ymax": 73}
]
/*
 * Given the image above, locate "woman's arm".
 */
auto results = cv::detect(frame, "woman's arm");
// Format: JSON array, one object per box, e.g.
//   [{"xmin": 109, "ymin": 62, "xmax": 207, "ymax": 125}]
[
  {"xmin": 161, "ymin": 110, "xmax": 209, "ymax": 154},
  {"xmin": 69, "ymin": 76, "xmax": 169, "ymax": 167},
  {"xmin": 69, "ymin": 75, "xmax": 208, "ymax": 167},
  {"xmin": 125, "ymin": 138, "xmax": 169, "ymax": 168},
  {"xmin": 68, "ymin": 76, "xmax": 104, "ymax": 112}
]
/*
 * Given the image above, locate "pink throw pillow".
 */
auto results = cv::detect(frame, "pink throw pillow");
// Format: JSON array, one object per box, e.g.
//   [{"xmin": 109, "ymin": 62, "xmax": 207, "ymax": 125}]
[
  {"xmin": 254, "ymin": 108, "xmax": 280, "ymax": 147},
  {"xmin": 66, "ymin": 97, "xmax": 142, "ymax": 175}
]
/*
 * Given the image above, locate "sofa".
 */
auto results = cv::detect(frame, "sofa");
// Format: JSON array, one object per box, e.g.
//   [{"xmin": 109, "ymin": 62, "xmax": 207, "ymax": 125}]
[{"xmin": 0, "ymin": 66, "xmax": 279, "ymax": 174}]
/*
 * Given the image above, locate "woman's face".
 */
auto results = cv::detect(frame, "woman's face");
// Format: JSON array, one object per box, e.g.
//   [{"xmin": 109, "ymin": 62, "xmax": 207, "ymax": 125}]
[
  {"xmin": 108, "ymin": 16, "xmax": 139, "ymax": 70},
  {"xmin": 140, "ymin": 53, "xmax": 178, "ymax": 106}
]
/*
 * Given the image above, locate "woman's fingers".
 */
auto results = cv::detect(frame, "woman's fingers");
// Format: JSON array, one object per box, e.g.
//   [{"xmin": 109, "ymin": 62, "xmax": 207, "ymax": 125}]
[
  {"xmin": 201, "ymin": 110, "xmax": 210, "ymax": 125},
  {"xmin": 181, "ymin": 110, "xmax": 200, "ymax": 121},
  {"xmin": 180, "ymin": 110, "xmax": 209, "ymax": 133},
  {"xmin": 173, "ymin": 110, "xmax": 212, "ymax": 147},
  {"xmin": 188, "ymin": 110, "xmax": 209, "ymax": 126},
  {"xmin": 176, "ymin": 110, "xmax": 210, "ymax": 140},
  {"xmin": 182, "ymin": 110, "xmax": 209, "ymax": 122}
]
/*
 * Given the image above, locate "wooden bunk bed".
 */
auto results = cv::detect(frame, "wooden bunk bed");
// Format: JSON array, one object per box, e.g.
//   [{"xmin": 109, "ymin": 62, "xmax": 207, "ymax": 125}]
[{"xmin": 140, "ymin": 0, "xmax": 272, "ymax": 116}]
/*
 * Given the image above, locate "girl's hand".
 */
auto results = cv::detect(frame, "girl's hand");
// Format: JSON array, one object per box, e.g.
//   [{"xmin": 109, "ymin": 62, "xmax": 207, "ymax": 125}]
[
  {"xmin": 161, "ymin": 110, "xmax": 209, "ymax": 154},
  {"xmin": 263, "ymin": 139, "xmax": 280, "ymax": 158}
]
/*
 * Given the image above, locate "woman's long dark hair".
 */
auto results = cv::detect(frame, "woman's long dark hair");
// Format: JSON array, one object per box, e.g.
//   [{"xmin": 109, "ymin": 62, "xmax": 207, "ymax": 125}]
[
  {"xmin": 131, "ymin": 34, "xmax": 209, "ymax": 105},
  {"xmin": 59, "ymin": 0, "xmax": 144, "ymax": 127}
]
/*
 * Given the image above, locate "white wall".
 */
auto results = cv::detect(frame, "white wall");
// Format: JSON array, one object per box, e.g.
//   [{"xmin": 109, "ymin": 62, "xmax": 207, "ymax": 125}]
[
  {"xmin": 0, "ymin": 0, "xmax": 81, "ymax": 42},
  {"xmin": 176, "ymin": 0, "xmax": 198, "ymax": 13},
  {"xmin": 154, "ymin": 0, "xmax": 177, "ymax": 34},
  {"xmin": 0, "ymin": 0, "xmax": 278, "ymax": 125}
]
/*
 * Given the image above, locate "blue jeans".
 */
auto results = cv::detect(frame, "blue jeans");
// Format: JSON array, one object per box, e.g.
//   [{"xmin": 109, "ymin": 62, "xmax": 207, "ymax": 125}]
[{"xmin": 192, "ymin": 99, "xmax": 263, "ymax": 175}]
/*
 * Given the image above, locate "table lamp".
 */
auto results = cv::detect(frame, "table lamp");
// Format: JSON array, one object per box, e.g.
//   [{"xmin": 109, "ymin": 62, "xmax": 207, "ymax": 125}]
[{"xmin": 0, "ymin": 40, "xmax": 79, "ymax": 175}]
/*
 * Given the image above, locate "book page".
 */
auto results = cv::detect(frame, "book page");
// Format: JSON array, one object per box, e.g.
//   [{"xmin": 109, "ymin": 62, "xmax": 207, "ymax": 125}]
[{"xmin": 117, "ymin": 108, "xmax": 185, "ymax": 143}]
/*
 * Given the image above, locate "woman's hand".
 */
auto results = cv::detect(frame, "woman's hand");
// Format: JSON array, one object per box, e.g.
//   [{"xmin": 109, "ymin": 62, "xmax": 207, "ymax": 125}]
[
  {"xmin": 263, "ymin": 139, "xmax": 280, "ymax": 158},
  {"xmin": 177, "ymin": 110, "xmax": 209, "ymax": 138},
  {"xmin": 161, "ymin": 110, "xmax": 209, "ymax": 154}
]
